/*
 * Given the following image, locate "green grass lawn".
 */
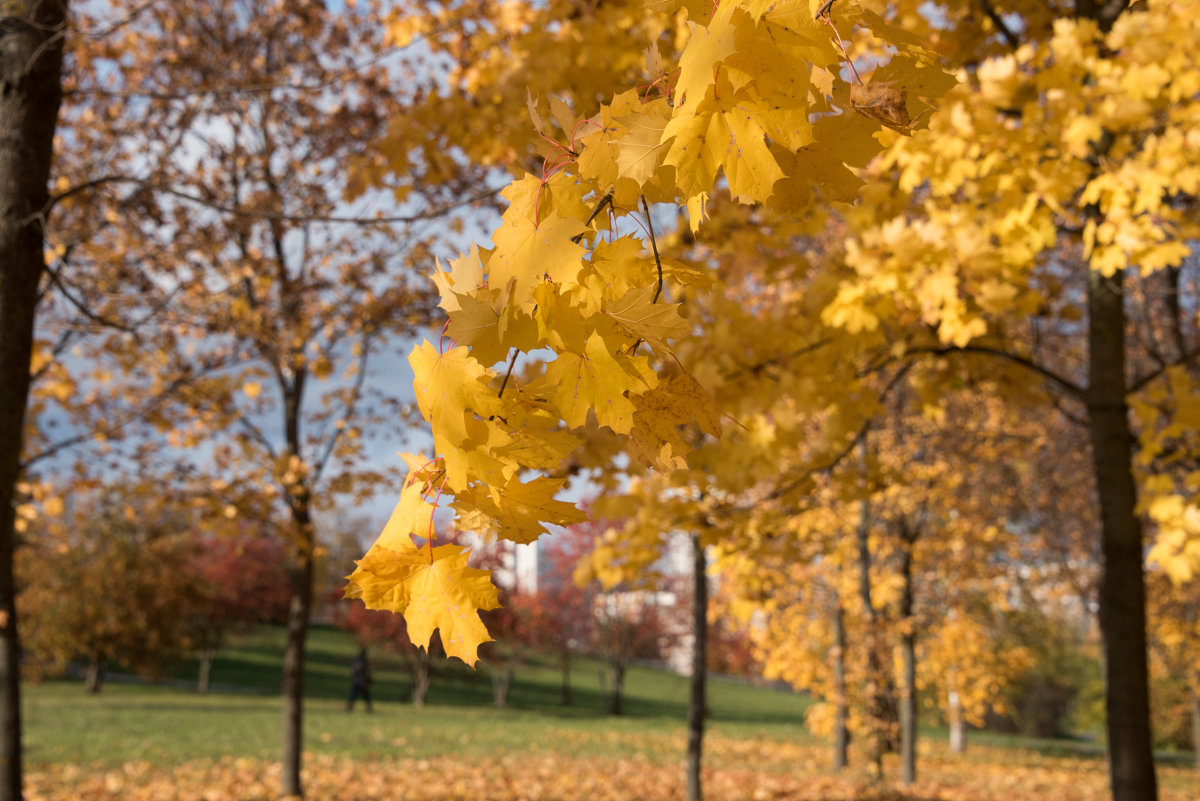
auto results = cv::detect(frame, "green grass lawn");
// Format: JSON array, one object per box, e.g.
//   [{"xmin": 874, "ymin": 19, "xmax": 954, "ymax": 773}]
[{"xmin": 24, "ymin": 624, "xmax": 814, "ymax": 767}]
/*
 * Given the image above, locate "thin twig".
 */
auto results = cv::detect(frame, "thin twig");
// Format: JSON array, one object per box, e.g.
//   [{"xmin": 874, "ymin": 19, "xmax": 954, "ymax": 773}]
[
  {"xmin": 42, "ymin": 261, "xmax": 137, "ymax": 333},
  {"xmin": 642, "ymin": 195, "xmax": 664, "ymax": 303},
  {"xmin": 766, "ymin": 362, "xmax": 913, "ymax": 502},
  {"xmin": 41, "ymin": 175, "xmax": 498, "ymax": 226},
  {"xmin": 907, "ymin": 344, "xmax": 1086, "ymax": 401},
  {"xmin": 497, "ymin": 348, "xmax": 520, "ymax": 399},
  {"xmin": 571, "ymin": 191, "xmax": 614, "ymax": 244},
  {"xmin": 974, "ymin": 0, "xmax": 1021, "ymax": 50}
]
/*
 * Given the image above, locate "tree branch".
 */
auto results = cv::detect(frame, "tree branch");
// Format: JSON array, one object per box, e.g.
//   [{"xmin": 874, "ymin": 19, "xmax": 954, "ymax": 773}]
[
  {"xmin": 42, "ymin": 174, "xmax": 498, "ymax": 226},
  {"xmin": 907, "ymin": 343, "xmax": 1086, "ymax": 401},
  {"xmin": 974, "ymin": 0, "xmax": 1021, "ymax": 50}
]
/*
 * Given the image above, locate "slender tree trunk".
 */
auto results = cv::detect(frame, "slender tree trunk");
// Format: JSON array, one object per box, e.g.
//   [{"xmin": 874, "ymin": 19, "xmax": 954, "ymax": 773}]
[
  {"xmin": 607, "ymin": 663, "xmax": 626, "ymax": 715},
  {"xmin": 832, "ymin": 600, "xmax": 849, "ymax": 771},
  {"xmin": 560, "ymin": 651, "xmax": 572, "ymax": 706},
  {"xmin": 1190, "ymin": 682, "xmax": 1199, "ymax": 772},
  {"xmin": 948, "ymin": 687, "xmax": 966, "ymax": 753},
  {"xmin": 84, "ymin": 656, "xmax": 104, "ymax": 694},
  {"xmin": 198, "ymin": 646, "xmax": 217, "ymax": 694},
  {"xmin": 898, "ymin": 534, "xmax": 917, "ymax": 787},
  {"xmin": 491, "ymin": 664, "xmax": 513, "ymax": 707},
  {"xmin": 1086, "ymin": 267, "xmax": 1157, "ymax": 801},
  {"xmin": 686, "ymin": 533, "xmax": 708, "ymax": 801},
  {"xmin": 856, "ymin": 492, "xmax": 884, "ymax": 779},
  {"xmin": 280, "ymin": 492, "xmax": 315, "ymax": 798},
  {"xmin": 0, "ymin": 4, "xmax": 68, "ymax": 798},
  {"xmin": 413, "ymin": 648, "xmax": 431, "ymax": 708}
]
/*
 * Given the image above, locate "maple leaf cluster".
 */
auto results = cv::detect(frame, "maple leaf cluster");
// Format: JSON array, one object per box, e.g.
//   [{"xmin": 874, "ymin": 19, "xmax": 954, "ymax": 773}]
[{"xmin": 348, "ymin": 0, "xmax": 951, "ymax": 666}]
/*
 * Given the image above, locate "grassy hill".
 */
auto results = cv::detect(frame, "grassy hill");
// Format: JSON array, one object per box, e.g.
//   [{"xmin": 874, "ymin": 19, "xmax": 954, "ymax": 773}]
[{"xmin": 23, "ymin": 623, "xmax": 812, "ymax": 766}]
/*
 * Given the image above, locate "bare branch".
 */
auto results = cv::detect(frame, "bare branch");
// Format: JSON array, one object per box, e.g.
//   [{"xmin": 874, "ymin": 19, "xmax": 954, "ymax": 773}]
[
  {"xmin": 1129, "ymin": 347, "xmax": 1200, "ymax": 395},
  {"xmin": 43, "ymin": 174, "xmax": 498, "ymax": 226},
  {"xmin": 907, "ymin": 343, "xmax": 1086, "ymax": 401},
  {"xmin": 570, "ymin": 191, "xmax": 613, "ymax": 244},
  {"xmin": 974, "ymin": 0, "xmax": 1021, "ymax": 50},
  {"xmin": 312, "ymin": 331, "xmax": 376, "ymax": 481},
  {"xmin": 641, "ymin": 196, "xmax": 664, "ymax": 303}
]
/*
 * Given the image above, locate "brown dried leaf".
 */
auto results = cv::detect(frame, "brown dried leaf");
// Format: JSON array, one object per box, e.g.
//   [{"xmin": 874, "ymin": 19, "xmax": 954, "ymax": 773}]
[{"xmin": 850, "ymin": 80, "xmax": 915, "ymax": 134}]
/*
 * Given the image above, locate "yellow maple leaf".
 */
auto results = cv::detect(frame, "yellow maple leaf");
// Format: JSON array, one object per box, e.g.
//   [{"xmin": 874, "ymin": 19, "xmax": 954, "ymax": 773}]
[
  {"xmin": 543, "ymin": 332, "xmax": 653, "ymax": 433},
  {"xmin": 452, "ymin": 475, "xmax": 586, "ymax": 544},
  {"xmin": 409, "ymin": 343, "xmax": 502, "ymax": 465},
  {"xmin": 345, "ymin": 542, "xmax": 500, "ymax": 666},
  {"xmin": 603, "ymin": 285, "xmax": 691, "ymax": 350},
  {"xmin": 445, "ymin": 291, "xmax": 538, "ymax": 367},
  {"xmin": 373, "ymin": 482, "xmax": 435, "ymax": 550},
  {"xmin": 675, "ymin": 5, "xmax": 738, "ymax": 108},
  {"xmin": 613, "ymin": 103, "xmax": 671, "ymax": 187},
  {"xmin": 628, "ymin": 373, "xmax": 723, "ymax": 471},
  {"xmin": 487, "ymin": 176, "xmax": 587, "ymax": 304}
]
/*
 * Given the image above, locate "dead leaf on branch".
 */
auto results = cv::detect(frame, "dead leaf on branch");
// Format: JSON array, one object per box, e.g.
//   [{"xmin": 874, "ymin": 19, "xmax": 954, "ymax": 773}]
[{"xmin": 850, "ymin": 80, "xmax": 918, "ymax": 134}]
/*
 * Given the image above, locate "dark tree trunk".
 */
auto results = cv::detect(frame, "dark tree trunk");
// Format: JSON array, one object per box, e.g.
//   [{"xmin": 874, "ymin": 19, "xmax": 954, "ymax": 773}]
[
  {"xmin": 1086, "ymin": 267, "xmax": 1157, "ymax": 801},
  {"xmin": 898, "ymin": 533, "xmax": 917, "ymax": 786},
  {"xmin": 1190, "ymin": 683, "xmax": 1199, "ymax": 772},
  {"xmin": 686, "ymin": 533, "xmax": 707, "ymax": 801},
  {"xmin": 0, "ymin": 4, "xmax": 68, "ymax": 797},
  {"xmin": 197, "ymin": 646, "xmax": 217, "ymax": 694},
  {"xmin": 280, "ymin": 492, "xmax": 315, "ymax": 798},
  {"xmin": 832, "ymin": 600, "xmax": 849, "ymax": 771},
  {"xmin": 413, "ymin": 647, "xmax": 431, "ymax": 708},
  {"xmin": 606, "ymin": 663, "xmax": 626, "ymax": 715},
  {"xmin": 84, "ymin": 656, "xmax": 104, "ymax": 694},
  {"xmin": 560, "ymin": 651, "xmax": 572, "ymax": 706},
  {"xmin": 856, "ymin": 494, "xmax": 884, "ymax": 779},
  {"xmin": 490, "ymin": 664, "xmax": 513, "ymax": 707}
]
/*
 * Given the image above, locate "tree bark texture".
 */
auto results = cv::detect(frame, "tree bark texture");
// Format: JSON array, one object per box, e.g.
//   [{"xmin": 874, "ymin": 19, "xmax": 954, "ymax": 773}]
[
  {"xmin": 0, "ymin": 3, "xmax": 68, "ymax": 799},
  {"xmin": 686, "ymin": 534, "xmax": 708, "ymax": 801},
  {"xmin": 1086, "ymin": 268, "xmax": 1157, "ymax": 801}
]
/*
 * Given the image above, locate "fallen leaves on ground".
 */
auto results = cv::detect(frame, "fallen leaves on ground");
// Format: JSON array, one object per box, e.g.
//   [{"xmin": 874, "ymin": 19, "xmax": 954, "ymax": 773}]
[{"xmin": 23, "ymin": 738, "xmax": 1198, "ymax": 801}]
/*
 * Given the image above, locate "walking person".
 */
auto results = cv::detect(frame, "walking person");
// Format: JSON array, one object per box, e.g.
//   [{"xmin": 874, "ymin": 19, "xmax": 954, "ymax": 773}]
[{"xmin": 347, "ymin": 646, "xmax": 373, "ymax": 712}]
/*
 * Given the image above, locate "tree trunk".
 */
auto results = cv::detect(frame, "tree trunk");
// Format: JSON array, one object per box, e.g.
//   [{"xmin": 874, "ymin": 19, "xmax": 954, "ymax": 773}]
[
  {"xmin": 280, "ymin": 494, "xmax": 315, "ymax": 799},
  {"xmin": 1086, "ymin": 267, "xmax": 1157, "ymax": 801},
  {"xmin": 560, "ymin": 651, "xmax": 572, "ymax": 706},
  {"xmin": 1190, "ymin": 683, "xmax": 1199, "ymax": 772},
  {"xmin": 607, "ymin": 663, "xmax": 626, "ymax": 715},
  {"xmin": 84, "ymin": 657, "xmax": 104, "ymax": 694},
  {"xmin": 198, "ymin": 646, "xmax": 217, "ymax": 694},
  {"xmin": 491, "ymin": 664, "xmax": 513, "ymax": 707},
  {"xmin": 413, "ymin": 647, "xmax": 431, "ymax": 708},
  {"xmin": 686, "ymin": 533, "xmax": 708, "ymax": 801},
  {"xmin": 832, "ymin": 600, "xmax": 849, "ymax": 771},
  {"xmin": 856, "ymin": 492, "xmax": 884, "ymax": 779},
  {"xmin": 898, "ymin": 535, "xmax": 917, "ymax": 786},
  {"xmin": 948, "ymin": 688, "xmax": 966, "ymax": 753},
  {"xmin": 0, "ymin": 3, "xmax": 68, "ymax": 798}
]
